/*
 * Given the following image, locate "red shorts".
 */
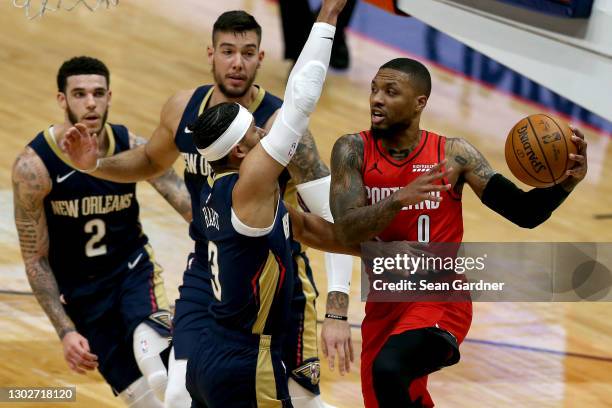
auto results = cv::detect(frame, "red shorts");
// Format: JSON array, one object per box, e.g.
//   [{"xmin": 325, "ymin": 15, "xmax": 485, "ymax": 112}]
[{"xmin": 361, "ymin": 301, "xmax": 472, "ymax": 408}]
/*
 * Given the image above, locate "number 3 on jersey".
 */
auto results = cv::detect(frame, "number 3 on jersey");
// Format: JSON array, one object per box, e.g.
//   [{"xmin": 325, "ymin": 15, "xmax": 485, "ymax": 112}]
[{"xmin": 208, "ymin": 241, "xmax": 222, "ymax": 301}]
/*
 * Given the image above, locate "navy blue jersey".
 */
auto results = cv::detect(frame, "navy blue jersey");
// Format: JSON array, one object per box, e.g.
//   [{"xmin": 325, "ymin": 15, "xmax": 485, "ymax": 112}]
[
  {"xmin": 28, "ymin": 124, "xmax": 147, "ymax": 299},
  {"xmin": 202, "ymin": 172, "xmax": 294, "ymax": 335},
  {"xmin": 174, "ymin": 85, "xmax": 283, "ymax": 259}
]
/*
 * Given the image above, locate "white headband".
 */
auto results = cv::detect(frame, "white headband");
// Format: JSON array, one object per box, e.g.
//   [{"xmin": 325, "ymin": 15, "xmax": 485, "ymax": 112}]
[{"xmin": 197, "ymin": 103, "xmax": 254, "ymax": 161}]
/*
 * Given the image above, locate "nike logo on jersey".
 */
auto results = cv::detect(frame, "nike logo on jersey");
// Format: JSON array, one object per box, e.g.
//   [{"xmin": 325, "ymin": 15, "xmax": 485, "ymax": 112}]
[
  {"xmin": 184, "ymin": 126, "xmax": 193, "ymax": 134},
  {"xmin": 56, "ymin": 170, "xmax": 76, "ymax": 183},
  {"xmin": 128, "ymin": 253, "xmax": 143, "ymax": 269},
  {"xmin": 322, "ymin": 36, "xmax": 334, "ymax": 41},
  {"xmin": 367, "ymin": 162, "xmax": 383, "ymax": 174}
]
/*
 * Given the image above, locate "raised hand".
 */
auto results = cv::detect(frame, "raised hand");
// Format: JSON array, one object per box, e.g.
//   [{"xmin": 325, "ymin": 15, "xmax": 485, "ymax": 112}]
[
  {"xmin": 60, "ymin": 123, "xmax": 99, "ymax": 172},
  {"xmin": 318, "ymin": 0, "xmax": 348, "ymax": 23},
  {"xmin": 395, "ymin": 160, "xmax": 452, "ymax": 207}
]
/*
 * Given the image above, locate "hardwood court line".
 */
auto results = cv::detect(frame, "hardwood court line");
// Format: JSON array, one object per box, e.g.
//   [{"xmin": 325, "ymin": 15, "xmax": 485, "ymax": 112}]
[
  {"xmin": 317, "ymin": 319, "xmax": 612, "ymax": 362},
  {"xmin": 464, "ymin": 338, "xmax": 612, "ymax": 362},
  {"xmin": 0, "ymin": 289, "xmax": 33, "ymax": 296}
]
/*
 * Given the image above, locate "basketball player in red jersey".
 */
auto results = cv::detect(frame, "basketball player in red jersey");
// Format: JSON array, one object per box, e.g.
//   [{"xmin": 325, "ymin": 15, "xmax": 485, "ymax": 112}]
[{"xmin": 329, "ymin": 58, "xmax": 588, "ymax": 407}]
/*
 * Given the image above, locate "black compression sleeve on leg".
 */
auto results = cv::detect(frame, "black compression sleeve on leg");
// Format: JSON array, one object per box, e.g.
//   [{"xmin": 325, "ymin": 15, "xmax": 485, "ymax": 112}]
[
  {"xmin": 481, "ymin": 173, "xmax": 570, "ymax": 229},
  {"xmin": 372, "ymin": 328, "xmax": 459, "ymax": 408}
]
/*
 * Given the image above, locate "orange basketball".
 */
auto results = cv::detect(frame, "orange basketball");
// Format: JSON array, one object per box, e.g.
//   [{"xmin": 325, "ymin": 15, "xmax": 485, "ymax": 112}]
[{"xmin": 504, "ymin": 114, "xmax": 577, "ymax": 187}]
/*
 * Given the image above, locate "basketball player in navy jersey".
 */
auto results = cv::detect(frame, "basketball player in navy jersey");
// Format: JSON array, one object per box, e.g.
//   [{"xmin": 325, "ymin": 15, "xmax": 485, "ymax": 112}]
[
  {"xmin": 329, "ymin": 58, "xmax": 588, "ymax": 407},
  {"xmin": 61, "ymin": 9, "xmax": 354, "ymax": 408},
  {"xmin": 12, "ymin": 56, "xmax": 192, "ymax": 407},
  {"xmin": 184, "ymin": 3, "xmax": 357, "ymax": 405}
]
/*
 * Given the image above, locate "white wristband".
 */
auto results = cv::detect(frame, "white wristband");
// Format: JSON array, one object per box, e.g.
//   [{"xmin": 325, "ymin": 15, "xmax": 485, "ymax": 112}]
[{"xmin": 79, "ymin": 158, "xmax": 100, "ymax": 174}]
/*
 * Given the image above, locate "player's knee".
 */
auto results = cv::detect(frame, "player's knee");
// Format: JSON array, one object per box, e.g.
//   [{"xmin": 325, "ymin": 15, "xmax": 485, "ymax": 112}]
[
  {"xmin": 118, "ymin": 376, "xmax": 163, "ymax": 408},
  {"xmin": 132, "ymin": 322, "xmax": 170, "ymax": 402},
  {"xmin": 165, "ymin": 350, "xmax": 191, "ymax": 408},
  {"xmin": 372, "ymin": 353, "xmax": 406, "ymax": 385}
]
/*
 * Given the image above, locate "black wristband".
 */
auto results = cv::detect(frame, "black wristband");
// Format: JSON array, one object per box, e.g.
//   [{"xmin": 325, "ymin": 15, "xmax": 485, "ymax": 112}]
[{"xmin": 325, "ymin": 313, "xmax": 348, "ymax": 321}]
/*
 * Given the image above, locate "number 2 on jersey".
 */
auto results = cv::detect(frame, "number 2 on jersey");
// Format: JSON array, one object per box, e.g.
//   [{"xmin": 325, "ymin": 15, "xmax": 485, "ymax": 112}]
[
  {"xmin": 208, "ymin": 241, "xmax": 222, "ymax": 301},
  {"xmin": 84, "ymin": 218, "xmax": 107, "ymax": 257}
]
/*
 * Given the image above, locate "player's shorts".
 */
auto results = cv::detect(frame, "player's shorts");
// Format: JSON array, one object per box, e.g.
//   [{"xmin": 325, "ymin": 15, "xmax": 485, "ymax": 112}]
[
  {"xmin": 186, "ymin": 322, "xmax": 292, "ymax": 408},
  {"xmin": 173, "ymin": 250, "xmax": 321, "ymax": 395},
  {"xmin": 283, "ymin": 250, "xmax": 321, "ymax": 394},
  {"xmin": 172, "ymin": 253, "xmax": 214, "ymax": 360},
  {"xmin": 361, "ymin": 301, "xmax": 472, "ymax": 408},
  {"xmin": 62, "ymin": 244, "xmax": 171, "ymax": 394}
]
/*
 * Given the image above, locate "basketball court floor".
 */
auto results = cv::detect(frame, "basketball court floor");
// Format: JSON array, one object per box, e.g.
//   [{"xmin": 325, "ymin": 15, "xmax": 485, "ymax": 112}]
[{"xmin": 0, "ymin": 1, "xmax": 611, "ymax": 406}]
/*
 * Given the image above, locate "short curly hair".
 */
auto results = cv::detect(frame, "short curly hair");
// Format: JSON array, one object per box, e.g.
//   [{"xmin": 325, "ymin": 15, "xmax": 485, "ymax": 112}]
[{"xmin": 57, "ymin": 56, "xmax": 110, "ymax": 92}]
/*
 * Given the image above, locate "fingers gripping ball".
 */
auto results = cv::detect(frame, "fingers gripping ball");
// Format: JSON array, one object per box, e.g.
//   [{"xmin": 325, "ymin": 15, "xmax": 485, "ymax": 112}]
[{"xmin": 505, "ymin": 114, "xmax": 577, "ymax": 187}]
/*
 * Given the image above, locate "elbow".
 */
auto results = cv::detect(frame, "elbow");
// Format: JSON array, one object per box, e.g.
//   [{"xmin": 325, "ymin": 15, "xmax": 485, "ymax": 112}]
[
  {"xmin": 514, "ymin": 213, "xmax": 551, "ymax": 229},
  {"xmin": 517, "ymin": 221, "xmax": 539, "ymax": 229}
]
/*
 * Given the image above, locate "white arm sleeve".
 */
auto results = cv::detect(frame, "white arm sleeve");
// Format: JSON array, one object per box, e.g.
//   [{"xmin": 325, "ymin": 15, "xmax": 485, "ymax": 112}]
[
  {"xmin": 296, "ymin": 176, "xmax": 353, "ymax": 294},
  {"xmin": 261, "ymin": 22, "xmax": 335, "ymax": 166}
]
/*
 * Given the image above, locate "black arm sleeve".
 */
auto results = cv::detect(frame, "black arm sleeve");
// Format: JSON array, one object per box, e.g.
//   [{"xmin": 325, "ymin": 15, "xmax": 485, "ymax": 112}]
[{"xmin": 481, "ymin": 173, "xmax": 570, "ymax": 229}]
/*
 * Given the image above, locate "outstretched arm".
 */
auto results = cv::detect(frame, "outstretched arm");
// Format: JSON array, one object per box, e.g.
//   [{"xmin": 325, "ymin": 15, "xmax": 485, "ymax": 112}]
[
  {"xmin": 130, "ymin": 134, "xmax": 192, "ymax": 222},
  {"xmin": 12, "ymin": 149, "xmax": 98, "ymax": 374},
  {"xmin": 286, "ymin": 205, "xmax": 360, "ymax": 256},
  {"xmin": 261, "ymin": 111, "xmax": 331, "ymax": 185},
  {"xmin": 61, "ymin": 91, "xmax": 189, "ymax": 182},
  {"xmin": 447, "ymin": 128, "xmax": 587, "ymax": 228},
  {"xmin": 233, "ymin": 0, "xmax": 346, "ymax": 227}
]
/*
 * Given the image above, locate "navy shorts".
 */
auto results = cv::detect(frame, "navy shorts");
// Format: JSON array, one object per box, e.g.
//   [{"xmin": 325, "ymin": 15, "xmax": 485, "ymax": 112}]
[
  {"xmin": 172, "ymin": 254, "xmax": 214, "ymax": 360},
  {"xmin": 186, "ymin": 323, "xmax": 292, "ymax": 408},
  {"xmin": 63, "ymin": 244, "xmax": 170, "ymax": 394},
  {"xmin": 173, "ymin": 251, "xmax": 320, "ymax": 394}
]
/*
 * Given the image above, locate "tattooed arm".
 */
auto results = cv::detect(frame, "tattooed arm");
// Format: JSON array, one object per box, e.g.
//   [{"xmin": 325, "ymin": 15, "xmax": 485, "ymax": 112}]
[
  {"xmin": 12, "ymin": 148, "xmax": 70, "ymax": 337},
  {"xmin": 445, "ymin": 137, "xmax": 496, "ymax": 198},
  {"xmin": 330, "ymin": 134, "xmax": 391, "ymax": 244},
  {"xmin": 446, "ymin": 136, "xmax": 585, "ymax": 227},
  {"xmin": 287, "ymin": 129, "xmax": 330, "ymax": 183},
  {"xmin": 130, "ymin": 133, "xmax": 192, "ymax": 223},
  {"xmin": 330, "ymin": 134, "xmax": 449, "ymax": 245},
  {"xmin": 12, "ymin": 148, "xmax": 98, "ymax": 374},
  {"xmin": 263, "ymin": 110, "xmax": 330, "ymax": 184},
  {"xmin": 286, "ymin": 204, "xmax": 359, "ymax": 255}
]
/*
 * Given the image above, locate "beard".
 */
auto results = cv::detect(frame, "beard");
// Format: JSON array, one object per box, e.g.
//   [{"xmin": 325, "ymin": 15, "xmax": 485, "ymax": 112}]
[
  {"xmin": 212, "ymin": 61, "xmax": 256, "ymax": 98},
  {"xmin": 67, "ymin": 104, "xmax": 108, "ymax": 136},
  {"xmin": 370, "ymin": 120, "xmax": 410, "ymax": 139}
]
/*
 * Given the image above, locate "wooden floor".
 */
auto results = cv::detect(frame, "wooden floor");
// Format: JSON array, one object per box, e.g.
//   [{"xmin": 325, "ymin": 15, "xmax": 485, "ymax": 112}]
[{"xmin": 1, "ymin": 1, "xmax": 611, "ymax": 407}]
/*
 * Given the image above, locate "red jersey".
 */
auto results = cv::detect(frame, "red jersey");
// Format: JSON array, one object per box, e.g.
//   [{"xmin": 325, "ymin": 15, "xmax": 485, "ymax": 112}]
[
  {"xmin": 359, "ymin": 129, "xmax": 473, "ymax": 408},
  {"xmin": 361, "ymin": 129, "xmax": 463, "ymax": 243}
]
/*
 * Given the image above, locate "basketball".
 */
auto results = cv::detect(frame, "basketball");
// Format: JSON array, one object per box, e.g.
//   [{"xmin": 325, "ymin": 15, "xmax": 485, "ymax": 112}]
[{"xmin": 504, "ymin": 114, "xmax": 577, "ymax": 187}]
